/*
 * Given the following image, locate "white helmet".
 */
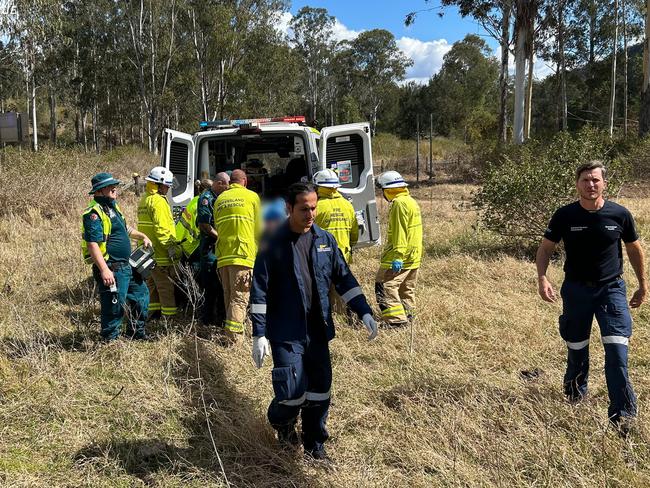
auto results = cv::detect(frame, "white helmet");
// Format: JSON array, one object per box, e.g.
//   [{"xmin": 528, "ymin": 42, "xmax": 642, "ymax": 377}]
[
  {"xmin": 313, "ymin": 169, "xmax": 340, "ymax": 188},
  {"xmin": 145, "ymin": 166, "xmax": 174, "ymax": 187},
  {"xmin": 377, "ymin": 170, "xmax": 408, "ymax": 189}
]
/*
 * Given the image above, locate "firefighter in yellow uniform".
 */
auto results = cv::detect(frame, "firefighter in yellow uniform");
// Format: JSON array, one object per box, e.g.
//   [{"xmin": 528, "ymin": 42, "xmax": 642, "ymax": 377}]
[
  {"xmin": 375, "ymin": 171, "xmax": 423, "ymax": 326},
  {"xmin": 313, "ymin": 169, "xmax": 359, "ymax": 317},
  {"xmin": 313, "ymin": 169, "xmax": 358, "ymax": 262},
  {"xmin": 214, "ymin": 169, "xmax": 262, "ymax": 343},
  {"xmin": 138, "ymin": 166, "xmax": 180, "ymax": 318},
  {"xmin": 175, "ymin": 178, "xmax": 212, "ymax": 263}
]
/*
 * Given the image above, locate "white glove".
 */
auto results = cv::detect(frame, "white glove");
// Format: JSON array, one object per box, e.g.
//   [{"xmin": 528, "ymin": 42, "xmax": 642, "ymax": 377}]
[
  {"xmin": 361, "ymin": 313, "xmax": 378, "ymax": 341},
  {"xmin": 252, "ymin": 336, "xmax": 271, "ymax": 368}
]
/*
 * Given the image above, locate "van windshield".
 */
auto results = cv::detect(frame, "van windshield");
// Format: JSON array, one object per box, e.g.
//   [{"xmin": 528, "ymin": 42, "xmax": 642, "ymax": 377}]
[{"xmin": 196, "ymin": 132, "xmax": 311, "ymax": 199}]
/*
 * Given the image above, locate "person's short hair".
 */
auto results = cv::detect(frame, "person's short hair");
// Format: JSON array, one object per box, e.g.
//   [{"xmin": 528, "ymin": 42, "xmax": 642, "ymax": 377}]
[
  {"xmin": 286, "ymin": 182, "xmax": 316, "ymax": 207},
  {"xmin": 576, "ymin": 160, "xmax": 607, "ymax": 181}
]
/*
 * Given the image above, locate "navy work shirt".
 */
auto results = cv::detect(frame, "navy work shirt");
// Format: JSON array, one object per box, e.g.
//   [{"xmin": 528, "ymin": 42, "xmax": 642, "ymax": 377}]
[
  {"xmin": 196, "ymin": 189, "xmax": 217, "ymax": 255},
  {"xmin": 544, "ymin": 200, "xmax": 638, "ymax": 283},
  {"xmin": 83, "ymin": 200, "xmax": 131, "ymax": 263}
]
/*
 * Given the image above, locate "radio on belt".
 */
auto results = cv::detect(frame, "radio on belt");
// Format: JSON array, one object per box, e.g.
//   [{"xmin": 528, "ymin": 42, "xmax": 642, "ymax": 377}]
[{"xmin": 129, "ymin": 246, "xmax": 156, "ymax": 278}]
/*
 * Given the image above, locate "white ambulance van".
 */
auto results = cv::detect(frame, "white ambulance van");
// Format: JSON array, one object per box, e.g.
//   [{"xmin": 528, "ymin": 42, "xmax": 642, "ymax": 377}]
[{"xmin": 160, "ymin": 116, "xmax": 380, "ymax": 247}]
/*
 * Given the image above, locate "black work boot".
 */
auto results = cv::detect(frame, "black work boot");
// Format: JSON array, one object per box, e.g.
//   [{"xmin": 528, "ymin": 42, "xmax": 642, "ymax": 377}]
[
  {"xmin": 304, "ymin": 446, "xmax": 333, "ymax": 467},
  {"xmin": 277, "ymin": 425, "xmax": 301, "ymax": 449}
]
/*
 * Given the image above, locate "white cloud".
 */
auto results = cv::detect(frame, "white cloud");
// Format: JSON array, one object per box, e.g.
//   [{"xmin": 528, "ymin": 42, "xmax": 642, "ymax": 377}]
[
  {"xmin": 275, "ymin": 11, "xmax": 293, "ymax": 38},
  {"xmin": 397, "ymin": 37, "xmax": 452, "ymax": 84},
  {"xmin": 273, "ymin": 13, "xmax": 453, "ymax": 85},
  {"xmin": 331, "ymin": 19, "xmax": 363, "ymax": 42}
]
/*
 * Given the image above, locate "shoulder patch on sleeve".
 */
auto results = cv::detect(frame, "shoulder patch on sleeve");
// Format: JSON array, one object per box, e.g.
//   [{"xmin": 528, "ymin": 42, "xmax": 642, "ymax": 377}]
[{"xmin": 90, "ymin": 213, "xmax": 98, "ymax": 220}]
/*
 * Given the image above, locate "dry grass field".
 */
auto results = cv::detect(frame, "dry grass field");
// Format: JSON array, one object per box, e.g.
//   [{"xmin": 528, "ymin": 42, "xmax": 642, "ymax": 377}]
[{"xmin": 2, "ymin": 146, "xmax": 650, "ymax": 487}]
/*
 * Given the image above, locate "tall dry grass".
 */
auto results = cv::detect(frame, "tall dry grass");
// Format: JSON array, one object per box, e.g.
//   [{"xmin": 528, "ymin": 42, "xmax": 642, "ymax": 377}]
[{"xmin": 1, "ymin": 146, "xmax": 650, "ymax": 486}]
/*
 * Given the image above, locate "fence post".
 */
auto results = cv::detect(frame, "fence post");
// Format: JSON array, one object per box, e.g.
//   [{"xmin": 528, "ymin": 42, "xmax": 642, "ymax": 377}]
[
  {"xmin": 416, "ymin": 114, "xmax": 420, "ymax": 182},
  {"xmin": 429, "ymin": 113, "xmax": 433, "ymax": 179}
]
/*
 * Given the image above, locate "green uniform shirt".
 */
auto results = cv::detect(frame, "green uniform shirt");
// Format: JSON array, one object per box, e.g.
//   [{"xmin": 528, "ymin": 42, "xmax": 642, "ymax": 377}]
[{"xmin": 83, "ymin": 198, "xmax": 131, "ymax": 263}]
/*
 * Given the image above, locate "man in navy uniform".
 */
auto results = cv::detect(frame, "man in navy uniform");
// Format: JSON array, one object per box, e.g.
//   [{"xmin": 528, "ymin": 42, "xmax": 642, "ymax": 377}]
[
  {"xmin": 196, "ymin": 172, "xmax": 230, "ymax": 325},
  {"xmin": 250, "ymin": 183, "xmax": 378, "ymax": 461},
  {"xmin": 536, "ymin": 160, "xmax": 646, "ymax": 433}
]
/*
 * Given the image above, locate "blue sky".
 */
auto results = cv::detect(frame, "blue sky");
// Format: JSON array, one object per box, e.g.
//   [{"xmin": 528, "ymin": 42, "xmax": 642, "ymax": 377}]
[{"xmin": 282, "ymin": 1, "xmax": 552, "ymax": 83}]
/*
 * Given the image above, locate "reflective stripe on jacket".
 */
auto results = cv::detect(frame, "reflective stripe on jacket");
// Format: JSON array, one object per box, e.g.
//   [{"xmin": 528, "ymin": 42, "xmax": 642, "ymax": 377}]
[
  {"xmin": 137, "ymin": 182, "xmax": 176, "ymax": 266},
  {"xmin": 81, "ymin": 199, "xmax": 125, "ymax": 264},
  {"xmin": 175, "ymin": 195, "xmax": 200, "ymax": 258},
  {"xmin": 214, "ymin": 183, "xmax": 261, "ymax": 268},
  {"xmin": 250, "ymin": 222, "xmax": 372, "ymax": 342},
  {"xmin": 380, "ymin": 189, "xmax": 423, "ymax": 269},
  {"xmin": 315, "ymin": 188, "xmax": 358, "ymax": 263}
]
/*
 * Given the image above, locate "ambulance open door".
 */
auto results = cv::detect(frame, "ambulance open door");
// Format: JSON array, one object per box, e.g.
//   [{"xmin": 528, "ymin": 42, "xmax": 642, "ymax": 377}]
[
  {"xmin": 319, "ymin": 123, "xmax": 380, "ymax": 247},
  {"xmin": 161, "ymin": 129, "xmax": 195, "ymax": 215}
]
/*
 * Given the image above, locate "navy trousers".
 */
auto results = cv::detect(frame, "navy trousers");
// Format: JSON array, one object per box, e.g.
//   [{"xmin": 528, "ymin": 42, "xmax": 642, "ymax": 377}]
[
  {"xmin": 199, "ymin": 251, "xmax": 225, "ymax": 325},
  {"xmin": 267, "ymin": 339, "xmax": 332, "ymax": 451},
  {"xmin": 559, "ymin": 278, "xmax": 636, "ymax": 420},
  {"xmin": 93, "ymin": 263, "xmax": 149, "ymax": 340}
]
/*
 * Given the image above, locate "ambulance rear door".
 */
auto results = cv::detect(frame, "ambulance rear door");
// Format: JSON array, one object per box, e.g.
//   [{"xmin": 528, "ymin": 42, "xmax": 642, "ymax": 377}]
[
  {"xmin": 161, "ymin": 129, "xmax": 195, "ymax": 217},
  {"xmin": 319, "ymin": 123, "xmax": 380, "ymax": 247}
]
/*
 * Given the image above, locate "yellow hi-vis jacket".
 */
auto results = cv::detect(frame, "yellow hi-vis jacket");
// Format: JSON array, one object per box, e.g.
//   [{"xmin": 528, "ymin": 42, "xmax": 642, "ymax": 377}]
[
  {"xmin": 137, "ymin": 182, "xmax": 177, "ymax": 266},
  {"xmin": 380, "ymin": 188, "xmax": 423, "ymax": 270},
  {"xmin": 214, "ymin": 183, "xmax": 261, "ymax": 269},
  {"xmin": 80, "ymin": 199, "xmax": 125, "ymax": 264},
  {"xmin": 175, "ymin": 195, "xmax": 200, "ymax": 258},
  {"xmin": 315, "ymin": 187, "xmax": 358, "ymax": 263}
]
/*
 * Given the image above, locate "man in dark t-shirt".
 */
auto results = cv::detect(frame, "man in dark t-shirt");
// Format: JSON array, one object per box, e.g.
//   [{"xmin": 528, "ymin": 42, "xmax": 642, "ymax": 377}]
[{"xmin": 536, "ymin": 161, "xmax": 646, "ymax": 431}]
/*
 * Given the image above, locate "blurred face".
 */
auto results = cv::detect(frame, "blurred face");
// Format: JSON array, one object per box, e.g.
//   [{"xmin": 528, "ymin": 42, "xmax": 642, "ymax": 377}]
[
  {"xmin": 158, "ymin": 183, "xmax": 171, "ymax": 195},
  {"xmin": 99, "ymin": 185, "xmax": 118, "ymax": 200},
  {"xmin": 576, "ymin": 168, "xmax": 606, "ymax": 201},
  {"xmin": 288, "ymin": 191, "xmax": 318, "ymax": 233}
]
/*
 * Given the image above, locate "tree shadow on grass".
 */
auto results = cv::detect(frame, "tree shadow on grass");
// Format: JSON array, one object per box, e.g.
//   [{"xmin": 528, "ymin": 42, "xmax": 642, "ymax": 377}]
[
  {"xmin": 0, "ymin": 329, "xmax": 98, "ymax": 358},
  {"xmin": 74, "ymin": 336, "xmax": 311, "ymax": 487}
]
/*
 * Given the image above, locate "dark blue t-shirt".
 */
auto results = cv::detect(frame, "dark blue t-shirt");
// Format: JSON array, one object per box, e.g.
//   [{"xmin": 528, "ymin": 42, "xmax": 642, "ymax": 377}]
[
  {"xmin": 544, "ymin": 200, "xmax": 638, "ymax": 283},
  {"xmin": 83, "ymin": 204, "xmax": 131, "ymax": 263}
]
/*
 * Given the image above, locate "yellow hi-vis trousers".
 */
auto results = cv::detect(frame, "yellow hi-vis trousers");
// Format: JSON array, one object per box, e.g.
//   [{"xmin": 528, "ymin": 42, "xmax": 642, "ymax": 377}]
[
  {"xmin": 147, "ymin": 265, "xmax": 178, "ymax": 316},
  {"xmin": 375, "ymin": 268, "xmax": 418, "ymax": 325},
  {"xmin": 218, "ymin": 265, "xmax": 252, "ymax": 334}
]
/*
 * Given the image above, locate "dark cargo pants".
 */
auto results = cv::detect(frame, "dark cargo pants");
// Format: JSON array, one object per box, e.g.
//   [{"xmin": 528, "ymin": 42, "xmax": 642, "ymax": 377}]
[
  {"xmin": 93, "ymin": 262, "xmax": 149, "ymax": 340},
  {"xmin": 267, "ymin": 339, "xmax": 332, "ymax": 451},
  {"xmin": 559, "ymin": 278, "xmax": 636, "ymax": 420},
  {"xmin": 199, "ymin": 250, "xmax": 225, "ymax": 325}
]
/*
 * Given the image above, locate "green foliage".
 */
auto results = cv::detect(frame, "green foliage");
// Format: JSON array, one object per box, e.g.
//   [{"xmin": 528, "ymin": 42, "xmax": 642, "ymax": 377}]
[
  {"xmin": 474, "ymin": 127, "xmax": 629, "ymax": 243},
  {"xmin": 387, "ymin": 35, "xmax": 498, "ymax": 142}
]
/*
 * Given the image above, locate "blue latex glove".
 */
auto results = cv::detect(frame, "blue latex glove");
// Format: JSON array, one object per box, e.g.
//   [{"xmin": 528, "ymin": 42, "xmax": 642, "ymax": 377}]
[{"xmin": 391, "ymin": 260, "xmax": 403, "ymax": 272}]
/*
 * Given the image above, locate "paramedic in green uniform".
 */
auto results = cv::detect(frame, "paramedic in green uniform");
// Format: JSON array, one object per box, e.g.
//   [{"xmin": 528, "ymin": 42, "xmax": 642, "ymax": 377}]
[{"xmin": 81, "ymin": 172, "xmax": 152, "ymax": 341}]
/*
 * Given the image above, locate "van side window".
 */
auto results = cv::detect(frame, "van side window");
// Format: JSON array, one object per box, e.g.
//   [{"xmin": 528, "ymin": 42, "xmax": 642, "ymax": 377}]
[
  {"xmin": 170, "ymin": 140, "xmax": 189, "ymax": 197},
  {"xmin": 325, "ymin": 133, "xmax": 364, "ymax": 188}
]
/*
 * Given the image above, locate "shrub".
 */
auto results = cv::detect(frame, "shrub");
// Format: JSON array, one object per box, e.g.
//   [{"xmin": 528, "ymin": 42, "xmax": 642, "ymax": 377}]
[{"xmin": 473, "ymin": 127, "xmax": 629, "ymax": 244}]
